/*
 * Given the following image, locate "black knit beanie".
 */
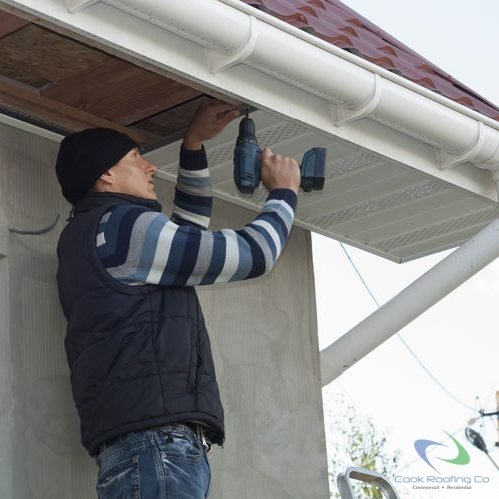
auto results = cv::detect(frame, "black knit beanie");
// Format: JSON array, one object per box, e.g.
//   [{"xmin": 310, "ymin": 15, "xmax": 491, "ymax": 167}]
[{"xmin": 55, "ymin": 128, "xmax": 138, "ymax": 205}]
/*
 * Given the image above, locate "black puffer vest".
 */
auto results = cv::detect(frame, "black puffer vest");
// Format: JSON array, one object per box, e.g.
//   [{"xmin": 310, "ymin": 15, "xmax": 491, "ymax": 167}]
[{"xmin": 57, "ymin": 193, "xmax": 224, "ymax": 456}]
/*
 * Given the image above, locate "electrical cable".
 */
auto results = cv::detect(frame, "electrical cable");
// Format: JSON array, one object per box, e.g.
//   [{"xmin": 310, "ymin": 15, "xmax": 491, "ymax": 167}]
[
  {"xmin": 339, "ymin": 242, "xmax": 475, "ymax": 413},
  {"xmin": 9, "ymin": 213, "xmax": 60, "ymax": 235}
]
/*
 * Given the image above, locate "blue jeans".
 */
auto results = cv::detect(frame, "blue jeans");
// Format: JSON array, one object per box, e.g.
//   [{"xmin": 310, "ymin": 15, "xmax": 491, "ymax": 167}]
[{"xmin": 95, "ymin": 424, "xmax": 211, "ymax": 499}]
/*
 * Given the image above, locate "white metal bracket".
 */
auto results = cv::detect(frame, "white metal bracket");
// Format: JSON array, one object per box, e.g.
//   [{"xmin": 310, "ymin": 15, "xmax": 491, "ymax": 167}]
[
  {"xmin": 205, "ymin": 15, "xmax": 258, "ymax": 73},
  {"xmin": 65, "ymin": 0, "xmax": 100, "ymax": 13},
  {"xmin": 437, "ymin": 121, "xmax": 486, "ymax": 170},
  {"xmin": 320, "ymin": 215, "xmax": 499, "ymax": 386},
  {"xmin": 331, "ymin": 74, "xmax": 382, "ymax": 126}
]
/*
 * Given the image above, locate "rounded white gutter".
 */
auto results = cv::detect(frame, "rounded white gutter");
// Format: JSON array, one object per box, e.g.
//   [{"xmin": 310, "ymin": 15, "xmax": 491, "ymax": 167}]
[{"xmin": 98, "ymin": 0, "xmax": 499, "ymax": 173}]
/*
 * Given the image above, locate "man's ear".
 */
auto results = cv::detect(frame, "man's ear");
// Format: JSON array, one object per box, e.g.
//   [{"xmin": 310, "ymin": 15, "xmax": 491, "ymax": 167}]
[
  {"xmin": 99, "ymin": 169, "xmax": 114, "ymax": 185},
  {"xmin": 93, "ymin": 169, "xmax": 114, "ymax": 192}
]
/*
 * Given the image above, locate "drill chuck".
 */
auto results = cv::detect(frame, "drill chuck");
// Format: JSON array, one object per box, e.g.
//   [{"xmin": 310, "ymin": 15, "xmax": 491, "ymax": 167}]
[{"xmin": 236, "ymin": 114, "xmax": 259, "ymax": 145}]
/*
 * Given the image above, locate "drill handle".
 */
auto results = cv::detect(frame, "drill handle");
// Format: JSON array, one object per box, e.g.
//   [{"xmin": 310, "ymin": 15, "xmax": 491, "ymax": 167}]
[{"xmin": 233, "ymin": 142, "xmax": 262, "ymax": 194}]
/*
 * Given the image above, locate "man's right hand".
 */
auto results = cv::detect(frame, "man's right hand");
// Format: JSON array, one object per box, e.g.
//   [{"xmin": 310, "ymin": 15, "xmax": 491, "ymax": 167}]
[
  {"xmin": 183, "ymin": 100, "xmax": 241, "ymax": 151},
  {"xmin": 260, "ymin": 147, "xmax": 301, "ymax": 194}
]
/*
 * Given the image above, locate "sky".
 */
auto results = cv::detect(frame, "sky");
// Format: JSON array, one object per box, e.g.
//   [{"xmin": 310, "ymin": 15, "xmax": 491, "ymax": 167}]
[{"xmin": 313, "ymin": 1, "xmax": 499, "ymax": 497}]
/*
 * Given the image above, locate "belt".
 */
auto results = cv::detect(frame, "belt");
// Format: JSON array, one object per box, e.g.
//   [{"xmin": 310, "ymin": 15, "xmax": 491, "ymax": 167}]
[{"xmin": 97, "ymin": 422, "xmax": 213, "ymax": 456}]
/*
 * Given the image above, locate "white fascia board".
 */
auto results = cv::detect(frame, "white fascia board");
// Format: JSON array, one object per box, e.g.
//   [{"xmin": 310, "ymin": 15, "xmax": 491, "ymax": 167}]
[{"xmin": 1, "ymin": 0, "xmax": 499, "ymax": 201}]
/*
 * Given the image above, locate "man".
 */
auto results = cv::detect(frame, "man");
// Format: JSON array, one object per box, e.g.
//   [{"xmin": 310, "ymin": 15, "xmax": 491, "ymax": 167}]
[{"xmin": 55, "ymin": 100, "xmax": 300, "ymax": 498}]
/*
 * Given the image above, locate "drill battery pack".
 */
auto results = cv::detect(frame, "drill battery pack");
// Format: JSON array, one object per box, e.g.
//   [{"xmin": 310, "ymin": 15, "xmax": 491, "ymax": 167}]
[{"xmin": 300, "ymin": 147, "xmax": 326, "ymax": 192}]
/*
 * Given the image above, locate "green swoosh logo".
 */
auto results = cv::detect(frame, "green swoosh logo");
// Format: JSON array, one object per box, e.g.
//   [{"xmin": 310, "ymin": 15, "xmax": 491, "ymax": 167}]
[{"xmin": 438, "ymin": 432, "xmax": 470, "ymax": 466}]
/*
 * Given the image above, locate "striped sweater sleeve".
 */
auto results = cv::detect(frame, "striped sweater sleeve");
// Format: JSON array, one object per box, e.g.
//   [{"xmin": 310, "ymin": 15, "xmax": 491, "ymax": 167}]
[
  {"xmin": 96, "ymin": 189, "xmax": 297, "ymax": 287},
  {"xmin": 170, "ymin": 145, "xmax": 212, "ymax": 229}
]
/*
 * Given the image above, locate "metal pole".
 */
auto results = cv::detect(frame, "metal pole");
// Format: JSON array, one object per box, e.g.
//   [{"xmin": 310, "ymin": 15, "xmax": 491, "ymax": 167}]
[{"xmin": 321, "ymin": 217, "xmax": 499, "ymax": 386}]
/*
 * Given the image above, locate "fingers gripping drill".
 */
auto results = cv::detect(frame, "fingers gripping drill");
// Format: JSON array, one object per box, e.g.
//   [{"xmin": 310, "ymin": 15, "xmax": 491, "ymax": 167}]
[{"xmin": 233, "ymin": 109, "xmax": 326, "ymax": 194}]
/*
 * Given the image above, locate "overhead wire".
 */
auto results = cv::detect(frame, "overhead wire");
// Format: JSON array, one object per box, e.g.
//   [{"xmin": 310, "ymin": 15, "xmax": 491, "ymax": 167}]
[{"xmin": 339, "ymin": 242, "xmax": 475, "ymax": 413}]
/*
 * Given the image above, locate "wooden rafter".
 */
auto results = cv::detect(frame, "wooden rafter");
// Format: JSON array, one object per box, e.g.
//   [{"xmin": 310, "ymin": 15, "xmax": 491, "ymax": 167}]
[{"xmin": 0, "ymin": 80, "xmax": 155, "ymax": 143}]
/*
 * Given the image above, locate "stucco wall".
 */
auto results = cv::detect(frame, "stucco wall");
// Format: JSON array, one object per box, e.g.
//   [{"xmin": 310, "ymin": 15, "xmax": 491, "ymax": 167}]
[{"xmin": 0, "ymin": 121, "xmax": 328, "ymax": 498}]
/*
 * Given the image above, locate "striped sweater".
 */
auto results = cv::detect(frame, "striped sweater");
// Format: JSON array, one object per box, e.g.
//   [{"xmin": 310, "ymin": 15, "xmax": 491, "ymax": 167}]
[{"xmin": 96, "ymin": 146, "xmax": 297, "ymax": 286}]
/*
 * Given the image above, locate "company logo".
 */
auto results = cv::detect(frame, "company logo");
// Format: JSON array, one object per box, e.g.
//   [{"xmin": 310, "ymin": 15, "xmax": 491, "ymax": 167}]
[{"xmin": 414, "ymin": 432, "xmax": 470, "ymax": 473}]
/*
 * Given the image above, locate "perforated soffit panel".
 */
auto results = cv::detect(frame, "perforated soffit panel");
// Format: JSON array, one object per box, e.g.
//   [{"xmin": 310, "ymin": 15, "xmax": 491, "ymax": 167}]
[{"xmin": 148, "ymin": 110, "xmax": 499, "ymax": 263}]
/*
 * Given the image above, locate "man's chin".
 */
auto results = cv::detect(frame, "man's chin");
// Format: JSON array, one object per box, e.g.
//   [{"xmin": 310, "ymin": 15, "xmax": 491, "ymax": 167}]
[{"xmin": 140, "ymin": 190, "xmax": 158, "ymax": 200}]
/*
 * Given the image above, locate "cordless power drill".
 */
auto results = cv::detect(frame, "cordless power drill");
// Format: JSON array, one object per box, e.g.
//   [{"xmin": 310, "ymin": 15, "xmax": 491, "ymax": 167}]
[{"xmin": 233, "ymin": 110, "xmax": 326, "ymax": 194}]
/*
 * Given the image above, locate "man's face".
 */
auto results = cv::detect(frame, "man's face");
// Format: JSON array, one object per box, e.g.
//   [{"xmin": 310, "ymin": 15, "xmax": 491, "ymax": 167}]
[{"xmin": 107, "ymin": 148, "xmax": 158, "ymax": 200}]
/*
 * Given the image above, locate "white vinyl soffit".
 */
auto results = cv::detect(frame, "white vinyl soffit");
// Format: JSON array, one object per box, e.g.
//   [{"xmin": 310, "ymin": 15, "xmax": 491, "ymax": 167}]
[{"xmin": 148, "ymin": 110, "xmax": 499, "ymax": 263}]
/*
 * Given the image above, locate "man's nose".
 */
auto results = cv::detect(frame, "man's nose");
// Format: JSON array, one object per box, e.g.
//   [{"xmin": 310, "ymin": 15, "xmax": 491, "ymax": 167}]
[{"xmin": 143, "ymin": 159, "xmax": 157, "ymax": 173}]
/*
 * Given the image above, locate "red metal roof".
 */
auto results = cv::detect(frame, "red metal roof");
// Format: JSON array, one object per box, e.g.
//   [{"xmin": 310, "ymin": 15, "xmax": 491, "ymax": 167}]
[{"xmin": 241, "ymin": 0, "xmax": 499, "ymax": 121}]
